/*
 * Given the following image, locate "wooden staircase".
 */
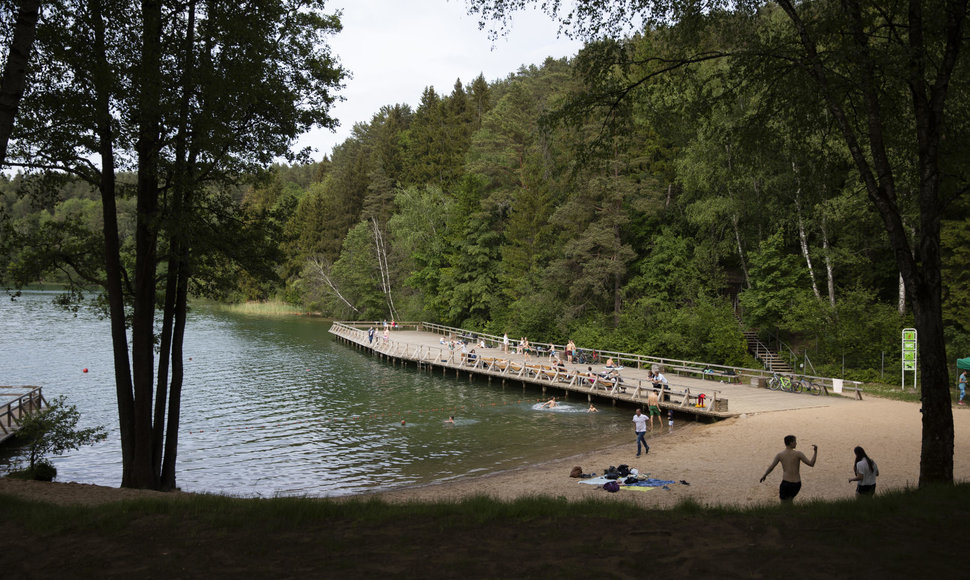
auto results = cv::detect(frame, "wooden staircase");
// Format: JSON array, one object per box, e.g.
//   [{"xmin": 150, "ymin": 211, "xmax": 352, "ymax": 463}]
[{"xmin": 739, "ymin": 328, "xmax": 794, "ymax": 374}]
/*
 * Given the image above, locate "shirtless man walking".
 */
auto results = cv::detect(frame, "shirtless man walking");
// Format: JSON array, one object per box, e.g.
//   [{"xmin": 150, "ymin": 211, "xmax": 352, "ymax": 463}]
[
  {"xmin": 646, "ymin": 390, "xmax": 662, "ymax": 431},
  {"xmin": 760, "ymin": 435, "xmax": 817, "ymax": 502}
]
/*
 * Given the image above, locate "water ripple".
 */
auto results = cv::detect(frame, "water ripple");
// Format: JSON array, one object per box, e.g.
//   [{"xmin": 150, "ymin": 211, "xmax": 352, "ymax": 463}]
[{"xmin": 1, "ymin": 293, "xmax": 630, "ymax": 496}]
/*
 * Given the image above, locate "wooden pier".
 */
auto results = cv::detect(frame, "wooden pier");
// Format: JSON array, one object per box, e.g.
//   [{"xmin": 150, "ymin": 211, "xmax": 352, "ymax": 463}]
[
  {"xmin": 0, "ymin": 386, "xmax": 46, "ymax": 444},
  {"xmin": 329, "ymin": 322, "xmax": 862, "ymax": 420}
]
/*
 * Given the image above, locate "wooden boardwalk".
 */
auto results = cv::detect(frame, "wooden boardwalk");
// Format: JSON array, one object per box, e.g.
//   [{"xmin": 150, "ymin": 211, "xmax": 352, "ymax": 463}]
[
  {"xmin": 0, "ymin": 386, "xmax": 46, "ymax": 444},
  {"xmin": 329, "ymin": 322, "xmax": 862, "ymax": 420}
]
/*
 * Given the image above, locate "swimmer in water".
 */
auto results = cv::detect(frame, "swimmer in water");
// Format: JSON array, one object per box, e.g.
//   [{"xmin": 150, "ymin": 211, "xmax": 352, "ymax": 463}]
[
  {"xmin": 587, "ymin": 404, "xmax": 598, "ymax": 413},
  {"xmin": 541, "ymin": 398, "xmax": 557, "ymax": 408},
  {"xmin": 445, "ymin": 415, "xmax": 455, "ymax": 424}
]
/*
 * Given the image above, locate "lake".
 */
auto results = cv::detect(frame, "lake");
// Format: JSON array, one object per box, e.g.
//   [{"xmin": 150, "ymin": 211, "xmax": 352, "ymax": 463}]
[{"xmin": 0, "ymin": 291, "xmax": 629, "ymax": 496}]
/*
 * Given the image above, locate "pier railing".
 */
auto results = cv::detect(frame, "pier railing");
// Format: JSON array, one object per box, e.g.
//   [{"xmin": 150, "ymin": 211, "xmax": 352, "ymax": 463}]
[
  {"xmin": 330, "ymin": 321, "xmax": 860, "ymax": 394},
  {"xmin": 0, "ymin": 385, "xmax": 46, "ymax": 443},
  {"xmin": 330, "ymin": 322, "xmax": 729, "ymax": 414}
]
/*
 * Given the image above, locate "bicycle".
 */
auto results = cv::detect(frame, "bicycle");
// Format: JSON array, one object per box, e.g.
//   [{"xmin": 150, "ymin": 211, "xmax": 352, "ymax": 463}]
[
  {"xmin": 769, "ymin": 373, "xmax": 822, "ymax": 396},
  {"xmin": 574, "ymin": 349, "xmax": 599, "ymax": 365},
  {"xmin": 768, "ymin": 373, "xmax": 794, "ymax": 392},
  {"xmin": 797, "ymin": 378, "xmax": 823, "ymax": 396}
]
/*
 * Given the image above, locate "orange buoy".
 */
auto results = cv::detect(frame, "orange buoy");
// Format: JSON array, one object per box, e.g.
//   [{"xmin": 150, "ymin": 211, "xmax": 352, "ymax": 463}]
[{"xmin": 83, "ymin": 368, "xmax": 88, "ymax": 373}]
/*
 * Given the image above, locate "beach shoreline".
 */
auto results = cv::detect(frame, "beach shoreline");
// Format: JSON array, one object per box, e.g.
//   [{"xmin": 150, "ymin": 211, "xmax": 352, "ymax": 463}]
[{"xmin": 3, "ymin": 396, "xmax": 968, "ymax": 507}]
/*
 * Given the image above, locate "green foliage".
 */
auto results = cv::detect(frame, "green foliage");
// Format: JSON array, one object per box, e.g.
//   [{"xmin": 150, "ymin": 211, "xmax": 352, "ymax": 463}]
[
  {"xmin": 13, "ymin": 396, "xmax": 107, "ymax": 474},
  {"xmin": 738, "ymin": 231, "xmax": 809, "ymax": 331},
  {"xmin": 8, "ymin": 1, "xmax": 969, "ymax": 391}
]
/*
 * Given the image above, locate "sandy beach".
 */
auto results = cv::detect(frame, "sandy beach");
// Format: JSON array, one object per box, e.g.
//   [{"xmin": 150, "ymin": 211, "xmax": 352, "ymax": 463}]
[
  {"xmin": 3, "ymin": 395, "xmax": 969, "ymax": 507},
  {"xmin": 374, "ymin": 395, "xmax": 970, "ymax": 507}
]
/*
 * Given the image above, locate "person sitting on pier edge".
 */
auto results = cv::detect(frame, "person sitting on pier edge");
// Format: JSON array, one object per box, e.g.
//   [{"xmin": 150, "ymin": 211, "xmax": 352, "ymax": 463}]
[
  {"xmin": 605, "ymin": 357, "xmax": 616, "ymax": 369},
  {"xmin": 652, "ymin": 371, "xmax": 669, "ymax": 389}
]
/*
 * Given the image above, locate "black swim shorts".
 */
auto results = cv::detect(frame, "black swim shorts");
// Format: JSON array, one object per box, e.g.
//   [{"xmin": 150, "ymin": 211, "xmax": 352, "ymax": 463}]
[{"xmin": 779, "ymin": 480, "xmax": 801, "ymax": 500}]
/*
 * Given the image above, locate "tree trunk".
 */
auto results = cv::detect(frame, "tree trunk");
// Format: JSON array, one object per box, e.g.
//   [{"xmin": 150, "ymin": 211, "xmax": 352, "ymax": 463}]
[
  {"xmin": 161, "ymin": 262, "xmax": 189, "ymax": 490},
  {"xmin": 129, "ymin": 0, "xmax": 164, "ymax": 489},
  {"xmin": 821, "ymin": 216, "xmax": 836, "ymax": 308},
  {"xmin": 795, "ymin": 195, "xmax": 821, "ymax": 300},
  {"xmin": 898, "ymin": 273, "xmax": 906, "ymax": 316},
  {"xmin": 0, "ymin": 0, "xmax": 41, "ymax": 165},
  {"xmin": 732, "ymin": 213, "xmax": 750, "ymax": 289},
  {"xmin": 91, "ymin": 0, "xmax": 136, "ymax": 487}
]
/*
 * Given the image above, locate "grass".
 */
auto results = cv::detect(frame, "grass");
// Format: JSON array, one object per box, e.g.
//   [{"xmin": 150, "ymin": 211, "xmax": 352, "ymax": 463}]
[
  {"xmin": 860, "ymin": 380, "xmax": 937, "ymax": 403},
  {"xmin": 1, "ymin": 483, "xmax": 966, "ymax": 578},
  {"xmin": 205, "ymin": 299, "xmax": 309, "ymax": 317}
]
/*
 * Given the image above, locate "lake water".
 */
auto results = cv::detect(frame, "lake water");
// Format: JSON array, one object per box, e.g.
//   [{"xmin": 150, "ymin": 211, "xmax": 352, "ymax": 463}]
[{"xmin": 0, "ymin": 291, "xmax": 629, "ymax": 497}]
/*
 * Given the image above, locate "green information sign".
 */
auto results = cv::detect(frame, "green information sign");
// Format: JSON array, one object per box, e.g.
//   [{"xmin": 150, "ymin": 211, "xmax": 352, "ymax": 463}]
[{"xmin": 902, "ymin": 328, "xmax": 917, "ymax": 389}]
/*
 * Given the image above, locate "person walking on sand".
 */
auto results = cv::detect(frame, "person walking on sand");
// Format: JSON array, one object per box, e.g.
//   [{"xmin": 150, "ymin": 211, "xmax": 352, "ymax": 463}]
[
  {"xmin": 760, "ymin": 435, "xmax": 817, "ymax": 502},
  {"xmin": 633, "ymin": 408, "xmax": 649, "ymax": 457},
  {"xmin": 848, "ymin": 446, "xmax": 879, "ymax": 497},
  {"xmin": 959, "ymin": 370, "xmax": 967, "ymax": 405},
  {"xmin": 646, "ymin": 390, "xmax": 662, "ymax": 430}
]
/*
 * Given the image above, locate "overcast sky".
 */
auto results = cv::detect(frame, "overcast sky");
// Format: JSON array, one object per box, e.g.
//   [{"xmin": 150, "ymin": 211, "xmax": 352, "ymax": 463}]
[{"xmin": 295, "ymin": 0, "xmax": 585, "ymax": 160}]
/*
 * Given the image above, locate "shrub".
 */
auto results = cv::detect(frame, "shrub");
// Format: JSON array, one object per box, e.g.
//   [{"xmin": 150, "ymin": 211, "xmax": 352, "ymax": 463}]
[{"xmin": 10, "ymin": 395, "xmax": 107, "ymax": 481}]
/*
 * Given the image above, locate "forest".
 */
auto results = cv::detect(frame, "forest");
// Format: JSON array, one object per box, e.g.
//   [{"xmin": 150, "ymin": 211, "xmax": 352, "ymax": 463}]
[{"xmin": 2, "ymin": 2, "xmax": 968, "ymax": 388}]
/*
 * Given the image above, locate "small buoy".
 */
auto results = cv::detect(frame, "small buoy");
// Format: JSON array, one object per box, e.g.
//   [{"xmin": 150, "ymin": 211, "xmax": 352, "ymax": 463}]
[
  {"xmin": 401, "ymin": 419, "xmax": 406, "ymax": 425},
  {"xmin": 83, "ymin": 368, "xmax": 88, "ymax": 373}
]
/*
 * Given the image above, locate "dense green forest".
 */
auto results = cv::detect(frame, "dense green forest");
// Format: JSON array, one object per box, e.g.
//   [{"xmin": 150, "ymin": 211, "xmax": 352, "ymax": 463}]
[{"xmin": 2, "ymin": 4, "xmax": 968, "ymax": 384}]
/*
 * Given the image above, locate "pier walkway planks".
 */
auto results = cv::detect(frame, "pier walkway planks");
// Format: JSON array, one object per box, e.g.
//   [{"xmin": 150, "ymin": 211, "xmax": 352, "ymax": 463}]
[{"xmin": 328, "ymin": 323, "xmax": 861, "ymax": 420}]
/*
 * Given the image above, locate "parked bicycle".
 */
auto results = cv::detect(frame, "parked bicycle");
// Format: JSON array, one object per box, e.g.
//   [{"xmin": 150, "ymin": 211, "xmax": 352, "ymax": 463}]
[
  {"xmin": 574, "ymin": 349, "xmax": 599, "ymax": 365},
  {"xmin": 768, "ymin": 373, "xmax": 822, "ymax": 396},
  {"xmin": 768, "ymin": 372, "xmax": 794, "ymax": 392}
]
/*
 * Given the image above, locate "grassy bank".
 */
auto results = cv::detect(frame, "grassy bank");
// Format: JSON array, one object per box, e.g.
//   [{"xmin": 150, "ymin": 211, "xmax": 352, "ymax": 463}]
[
  {"xmin": 204, "ymin": 299, "xmax": 311, "ymax": 317},
  {"xmin": 1, "ymin": 483, "xmax": 962, "ymax": 578}
]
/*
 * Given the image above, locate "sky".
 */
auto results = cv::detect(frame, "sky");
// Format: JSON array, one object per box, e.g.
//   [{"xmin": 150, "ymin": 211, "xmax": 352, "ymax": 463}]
[{"xmin": 295, "ymin": 0, "xmax": 585, "ymax": 160}]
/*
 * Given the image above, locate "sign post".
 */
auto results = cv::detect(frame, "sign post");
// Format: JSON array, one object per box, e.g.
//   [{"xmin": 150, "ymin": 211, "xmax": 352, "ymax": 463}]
[{"xmin": 902, "ymin": 328, "xmax": 917, "ymax": 390}]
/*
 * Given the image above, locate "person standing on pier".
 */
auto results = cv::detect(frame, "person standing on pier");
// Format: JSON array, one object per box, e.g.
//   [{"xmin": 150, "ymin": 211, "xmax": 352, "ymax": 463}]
[
  {"xmin": 503, "ymin": 333, "xmax": 509, "ymax": 353},
  {"xmin": 566, "ymin": 340, "xmax": 575, "ymax": 364},
  {"xmin": 367, "ymin": 327, "xmax": 375, "ymax": 344},
  {"xmin": 633, "ymin": 409, "xmax": 649, "ymax": 457}
]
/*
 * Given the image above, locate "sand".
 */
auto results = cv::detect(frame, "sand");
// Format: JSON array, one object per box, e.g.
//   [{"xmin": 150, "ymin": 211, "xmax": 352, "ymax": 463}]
[
  {"xmin": 3, "ymin": 395, "xmax": 968, "ymax": 507},
  {"xmin": 373, "ymin": 396, "xmax": 970, "ymax": 507}
]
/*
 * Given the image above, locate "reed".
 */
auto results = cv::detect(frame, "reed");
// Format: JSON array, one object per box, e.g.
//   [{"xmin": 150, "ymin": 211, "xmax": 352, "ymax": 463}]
[{"xmin": 210, "ymin": 300, "xmax": 307, "ymax": 316}]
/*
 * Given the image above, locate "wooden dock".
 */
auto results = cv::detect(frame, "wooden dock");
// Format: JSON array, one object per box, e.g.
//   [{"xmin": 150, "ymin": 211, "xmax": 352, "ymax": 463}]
[
  {"xmin": 0, "ymin": 386, "xmax": 46, "ymax": 444},
  {"xmin": 329, "ymin": 322, "xmax": 862, "ymax": 420}
]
